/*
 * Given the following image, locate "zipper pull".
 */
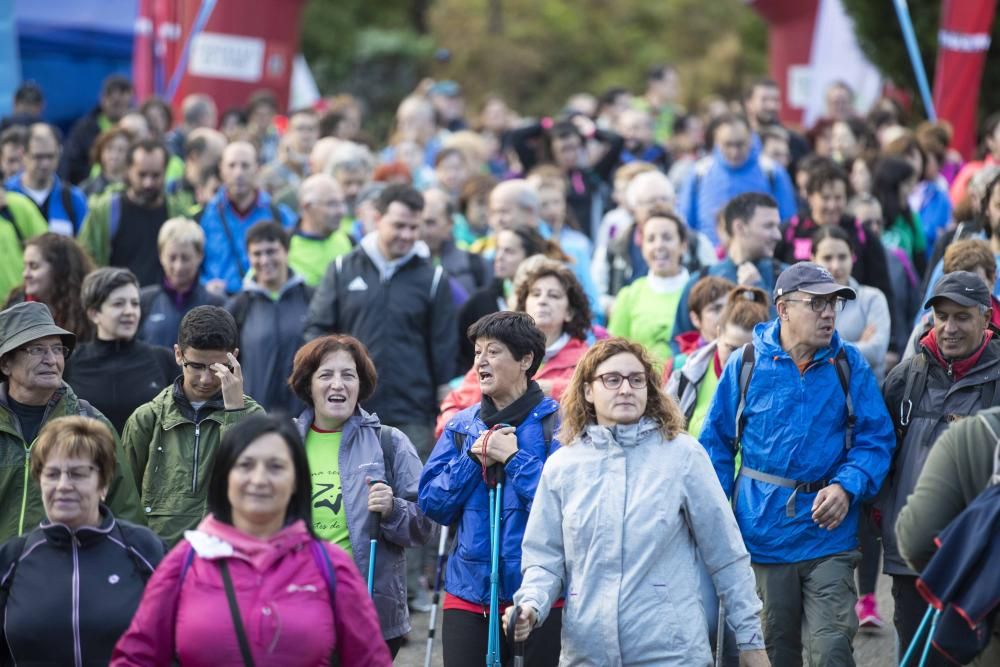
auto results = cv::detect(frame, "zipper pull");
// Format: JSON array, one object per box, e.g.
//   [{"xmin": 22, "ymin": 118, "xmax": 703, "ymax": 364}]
[{"xmin": 947, "ymin": 362, "xmax": 954, "ymax": 378}]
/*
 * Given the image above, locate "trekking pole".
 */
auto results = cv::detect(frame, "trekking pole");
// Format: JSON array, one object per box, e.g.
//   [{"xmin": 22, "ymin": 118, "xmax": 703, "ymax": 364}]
[
  {"xmin": 367, "ymin": 479, "xmax": 385, "ymax": 598},
  {"xmin": 506, "ymin": 605, "xmax": 526, "ymax": 667},
  {"xmin": 423, "ymin": 525, "xmax": 450, "ymax": 667},
  {"xmin": 485, "ymin": 463, "xmax": 505, "ymax": 667},
  {"xmin": 899, "ymin": 605, "xmax": 940, "ymax": 667},
  {"xmin": 715, "ymin": 603, "xmax": 726, "ymax": 667}
]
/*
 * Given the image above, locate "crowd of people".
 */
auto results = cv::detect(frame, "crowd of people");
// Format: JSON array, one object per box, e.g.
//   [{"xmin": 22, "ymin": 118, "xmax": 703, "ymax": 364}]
[{"xmin": 0, "ymin": 65, "xmax": 999, "ymax": 666}]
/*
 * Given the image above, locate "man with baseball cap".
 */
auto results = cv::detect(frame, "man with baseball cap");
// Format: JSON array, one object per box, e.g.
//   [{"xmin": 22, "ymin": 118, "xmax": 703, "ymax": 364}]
[
  {"xmin": 880, "ymin": 270, "xmax": 1000, "ymax": 665},
  {"xmin": 701, "ymin": 261, "xmax": 895, "ymax": 665},
  {"xmin": 0, "ymin": 301, "xmax": 142, "ymax": 542}
]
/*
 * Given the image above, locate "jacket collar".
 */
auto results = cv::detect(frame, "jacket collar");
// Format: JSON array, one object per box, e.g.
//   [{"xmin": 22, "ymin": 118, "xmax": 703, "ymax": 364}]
[
  {"xmin": 360, "ymin": 232, "xmax": 430, "ymax": 280},
  {"xmin": 240, "ymin": 270, "xmax": 306, "ymax": 297},
  {"xmin": 920, "ymin": 328, "xmax": 996, "ymax": 381},
  {"xmin": 582, "ymin": 417, "xmax": 661, "ymax": 449},
  {"xmin": 755, "ymin": 318, "xmax": 841, "ymax": 365},
  {"xmin": 294, "ymin": 405, "xmax": 381, "ymax": 441},
  {"xmin": 40, "ymin": 505, "xmax": 116, "ymax": 548},
  {"xmin": 163, "ymin": 376, "xmax": 226, "ymax": 427},
  {"xmin": 187, "ymin": 514, "xmax": 314, "ymax": 571},
  {"xmin": 680, "ymin": 340, "xmax": 719, "ymax": 383}
]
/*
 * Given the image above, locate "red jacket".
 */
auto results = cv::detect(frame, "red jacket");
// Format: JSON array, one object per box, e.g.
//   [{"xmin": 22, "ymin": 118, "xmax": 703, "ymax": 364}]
[
  {"xmin": 111, "ymin": 516, "xmax": 391, "ymax": 666},
  {"xmin": 435, "ymin": 337, "xmax": 589, "ymax": 438}
]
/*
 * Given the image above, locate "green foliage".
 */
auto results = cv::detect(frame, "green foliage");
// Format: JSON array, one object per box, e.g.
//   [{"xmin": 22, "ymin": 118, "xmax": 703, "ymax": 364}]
[
  {"xmin": 300, "ymin": 0, "xmax": 767, "ymax": 138},
  {"xmin": 842, "ymin": 0, "xmax": 1000, "ymax": 122}
]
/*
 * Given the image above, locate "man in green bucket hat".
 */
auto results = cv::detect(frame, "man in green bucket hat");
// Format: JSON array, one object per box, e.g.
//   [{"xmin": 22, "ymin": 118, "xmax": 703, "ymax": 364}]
[{"xmin": 0, "ymin": 301, "xmax": 142, "ymax": 541}]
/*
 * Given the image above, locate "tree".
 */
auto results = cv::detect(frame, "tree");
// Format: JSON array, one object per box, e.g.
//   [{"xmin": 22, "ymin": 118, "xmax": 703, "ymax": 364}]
[{"xmin": 842, "ymin": 0, "xmax": 1000, "ymax": 127}]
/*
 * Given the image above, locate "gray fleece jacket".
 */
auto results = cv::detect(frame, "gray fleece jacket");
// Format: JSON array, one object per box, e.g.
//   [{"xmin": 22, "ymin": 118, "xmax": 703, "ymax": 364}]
[{"xmin": 514, "ymin": 418, "xmax": 764, "ymax": 666}]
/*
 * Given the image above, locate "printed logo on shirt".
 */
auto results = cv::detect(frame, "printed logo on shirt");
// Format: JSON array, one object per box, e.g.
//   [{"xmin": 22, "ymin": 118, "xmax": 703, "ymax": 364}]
[{"xmin": 347, "ymin": 276, "xmax": 368, "ymax": 292}]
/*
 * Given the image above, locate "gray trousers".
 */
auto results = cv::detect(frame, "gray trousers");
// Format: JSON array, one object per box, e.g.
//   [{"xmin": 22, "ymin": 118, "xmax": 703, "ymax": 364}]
[
  {"xmin": 391, "ymin": 421, "xmax": 436, "ymax": 595},
  {"xmin": 753, "ymin": 550, "xmax": 861, "ymax": 667}
]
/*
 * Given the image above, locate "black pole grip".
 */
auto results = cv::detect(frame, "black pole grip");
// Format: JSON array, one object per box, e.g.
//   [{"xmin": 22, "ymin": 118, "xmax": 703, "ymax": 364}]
[{"xmin": 507, "ymin": 605, "xmax": 525, "ymax": 656}]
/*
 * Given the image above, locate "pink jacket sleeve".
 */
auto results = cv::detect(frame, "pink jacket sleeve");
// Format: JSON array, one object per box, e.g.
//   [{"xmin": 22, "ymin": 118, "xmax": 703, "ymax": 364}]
[
  {"xmin": 435, "ymin": 366, "xmax": 482, "ymax": 439},
  {"xmin": 111, "ymin": 542, "xmax": 189, "ymax": 666},
  {"xmin": 327, "ymin": 544, "xmax": 393, "ymax": 666}
]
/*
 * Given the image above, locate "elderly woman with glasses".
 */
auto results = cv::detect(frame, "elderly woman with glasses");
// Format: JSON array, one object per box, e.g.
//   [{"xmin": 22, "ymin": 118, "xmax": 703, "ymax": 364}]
[
  {"xmin": 0, "ymin": 301, "xmax": 143, "ymax": 544},
  {"xmin": 0, "ymin": 416, "xmax": 164, "ymax": 666},
  {"xmin": 506, "ymin": 338, "xmax": 768, "ymax": 666}
]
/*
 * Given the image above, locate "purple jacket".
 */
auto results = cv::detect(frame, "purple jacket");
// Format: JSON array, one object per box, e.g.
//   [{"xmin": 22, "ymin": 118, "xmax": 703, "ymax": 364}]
[{"xmin": 111, "ymin": 516, "xmax": 391, "ymax": 666}]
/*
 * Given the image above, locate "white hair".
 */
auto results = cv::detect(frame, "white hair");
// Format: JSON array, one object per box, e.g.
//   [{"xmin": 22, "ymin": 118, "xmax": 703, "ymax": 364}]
[{"xmin": 625, "ymin": 170, "xmax": 675, "ymax": 210}]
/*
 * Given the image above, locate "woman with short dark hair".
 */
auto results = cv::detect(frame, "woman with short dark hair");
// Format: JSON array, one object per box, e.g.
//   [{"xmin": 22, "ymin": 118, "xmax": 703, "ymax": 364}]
[
  {"xmin": 420, "ymin": 311, "xmax": 563, "ymax": 667},
  {"xmin": 112, "ymin": 414, "xmax": 392, "ymax": 666},
  {"xmin": 65, "ymin": 267, "xmax": 177, "ymax": 432},
  {"xmin": 287, "ymin": 334, "xmax": 435, "ymax": 658}
]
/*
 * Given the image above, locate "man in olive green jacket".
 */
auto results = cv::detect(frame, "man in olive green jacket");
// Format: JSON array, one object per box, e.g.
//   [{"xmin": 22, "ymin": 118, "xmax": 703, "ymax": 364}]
[
  {"xmin": 121, "ymin": 305, "xmax": 263, "ymax": 545},
  {"xmin": 897, "ymin": 408, "xmax": 1000, "ymax": 666},
  {"xmin": 0, "ymin": 301, "xmax": 143, "ymax": 542}
]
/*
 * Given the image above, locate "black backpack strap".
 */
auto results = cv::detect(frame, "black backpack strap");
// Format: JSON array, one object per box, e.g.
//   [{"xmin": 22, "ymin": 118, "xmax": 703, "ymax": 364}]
[
  {"xmin": 309, "ymin": 540, "xmax": 342, "ymax": 666},
  {"xmin": 377, "ymin": 425, "xmax": 397, "ymax": 490},
  {"xmin": 734, "ymin": 344, "xmax": 757, "ymax": 457},
  {"xmin": 218, "ymin": 560, "xmax": 255, "ymax": 666},
  {"xmin": 899, "ymin": 353, "xmax": 930, "ymax": 430},
  {"xmin": 832, "ymin": 348, "xmax": 855, "ymax": 450},
  {"xmin": 542, "ymin": 411, "xmax": 557, "ymax": 458},
  {"xmin": 60, "ymin": 186, "xmax": 76, "ymax": 228}
]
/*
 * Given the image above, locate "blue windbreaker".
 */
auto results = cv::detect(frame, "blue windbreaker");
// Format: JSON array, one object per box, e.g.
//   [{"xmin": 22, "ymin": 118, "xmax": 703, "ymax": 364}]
[
  {"xmin": 418, "ymin": 397, "xmax": 560, "ymax": 605},
  {"xmin": 699, "ymin": 319, "xmax": 895, "ymax": 564},
  {"xmin": 199, "ymin": 188, "xmax": 296, "ymax": 294}
]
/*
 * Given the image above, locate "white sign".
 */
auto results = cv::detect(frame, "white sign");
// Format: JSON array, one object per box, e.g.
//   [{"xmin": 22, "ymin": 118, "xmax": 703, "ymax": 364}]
[
  {"xmin": 188, "ymin": 32, "xmax": 264, "ymax": 82},
  {"xmin": 787, "ymin": 65, "xmax": 811, "ymax": 110}
]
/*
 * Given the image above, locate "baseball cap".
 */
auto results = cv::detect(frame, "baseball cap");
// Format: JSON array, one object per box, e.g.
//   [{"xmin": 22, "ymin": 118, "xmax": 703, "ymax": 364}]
[
  {"xmin": 923, "ymin": 271, "xmax": 992, "ymax": 310},
  {"xmin": 773, "ymin": 262, "xmax": 856, "ymax": 301}
]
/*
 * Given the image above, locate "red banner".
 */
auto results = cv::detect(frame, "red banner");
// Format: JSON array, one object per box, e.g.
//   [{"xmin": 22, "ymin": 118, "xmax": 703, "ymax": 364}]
[{"xmin": 933, "ymin": 0, "xmax": 998, "ymax": 159}]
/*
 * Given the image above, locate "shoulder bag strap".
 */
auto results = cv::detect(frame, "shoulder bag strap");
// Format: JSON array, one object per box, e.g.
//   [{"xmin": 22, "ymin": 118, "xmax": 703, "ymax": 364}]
[{"xmin": 218, "ymin": 560, "xmax": 256, "ymax": 667}]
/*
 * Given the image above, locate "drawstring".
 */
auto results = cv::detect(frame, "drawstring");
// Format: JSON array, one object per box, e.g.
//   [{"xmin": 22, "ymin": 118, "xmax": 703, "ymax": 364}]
[{"xmin": 481, "ymin": 424, "xmax": 507, "ymax": 485}]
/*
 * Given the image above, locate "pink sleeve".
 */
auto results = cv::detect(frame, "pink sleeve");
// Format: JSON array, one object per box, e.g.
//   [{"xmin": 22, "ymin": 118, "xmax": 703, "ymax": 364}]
[
  {"xmin": 111, "ymin": 542, "xmax": 189, "ymax": 667},
  {"xmin": 328, "ymin": 545, "xmax": 393, "ymax": 665},
  {"xmin": 435, "ymin": 367, "xmax": 482, "ymax": 438}
]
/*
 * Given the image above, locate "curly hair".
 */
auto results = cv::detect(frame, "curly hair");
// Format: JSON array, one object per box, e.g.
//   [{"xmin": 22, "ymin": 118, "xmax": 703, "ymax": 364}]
[
  {"xmin": 512, "ymin": 258, "xmax": 592, "ymax": 341},
  {"xmin": 22, "ymin": 233, "xmax": 94, "ymax": 340},
  {"xmin": 559, "ymin": 338, "xmax": 685, "ymax": 446}
]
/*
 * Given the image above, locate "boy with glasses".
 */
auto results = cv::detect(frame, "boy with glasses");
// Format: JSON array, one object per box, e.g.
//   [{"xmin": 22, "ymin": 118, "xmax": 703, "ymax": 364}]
[
  {"xmin": 700, "ymin": 262, "xmax": 896, "ymax": 665},
  {"xmin": 0, "ymin": 301, "xmax": 142, "ymax": 541},
  {"xmin": 121, "ymin": 305, "xmax": 262, "ymax": 546}
]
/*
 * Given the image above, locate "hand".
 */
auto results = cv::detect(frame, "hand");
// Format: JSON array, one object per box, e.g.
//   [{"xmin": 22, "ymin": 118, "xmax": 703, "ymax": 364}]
[
  {"xmin": 367, "ymin": 480, "xmax": 394, "ymax": 518},
  {"xmin": 736, "ymin": 262, "xmax": 763, "ymax": 287},
  {"xmin": 812, "ymin": 483, "xmax": 850, "ymax": 530},
  {"xmin": 739, "ymin": 648, "xmax": 771, "ymax": 666},
  {"xmin": 468, "ymin": 427, "xmax": 518, "ymax": 465},
  {"xmin": 205, "ymin": 279, "xmax": 228, "ymax": 297},
  {"xmin": 212, "ymin": 353, "xmax": 245, "ymax": 410},
  {"xmin": 860, "ymin": 324, "xmax": 877, "ymax": 343},
  {"xmin": 503, "ymin": 606, "xmax": 537, "ymax": 643}
]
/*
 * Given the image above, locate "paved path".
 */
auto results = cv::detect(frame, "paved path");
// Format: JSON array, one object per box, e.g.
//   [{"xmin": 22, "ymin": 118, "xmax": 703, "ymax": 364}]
[{"xmin": 394, "ymin": 572, "xmax": 899, "ymax": 666}]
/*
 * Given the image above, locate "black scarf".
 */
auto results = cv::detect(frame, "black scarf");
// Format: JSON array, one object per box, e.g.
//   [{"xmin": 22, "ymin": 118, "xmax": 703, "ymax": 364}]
[{"xmin": 480, "ymin": 381, "xmax": 544, "ymax": 428}]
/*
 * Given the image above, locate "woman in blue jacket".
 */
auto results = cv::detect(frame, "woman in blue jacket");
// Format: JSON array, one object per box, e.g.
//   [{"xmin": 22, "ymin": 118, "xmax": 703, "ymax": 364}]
[{"xmin": 419, "ymin": 311, "xmax": 561, "ymax": 666}]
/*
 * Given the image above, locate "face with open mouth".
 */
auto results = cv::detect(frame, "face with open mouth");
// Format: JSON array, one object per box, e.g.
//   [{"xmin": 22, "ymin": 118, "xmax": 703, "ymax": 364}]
[
  {"xmin": 474, "ymin": 337, "xmax": 530, "ymax": 408},
  {"xmin": 311, "ymin": 350, "xmax": 361, "ymax": 429},
  {"xmin": 640, "ymin": 215, "xmax": 683, "ymax": 278}
]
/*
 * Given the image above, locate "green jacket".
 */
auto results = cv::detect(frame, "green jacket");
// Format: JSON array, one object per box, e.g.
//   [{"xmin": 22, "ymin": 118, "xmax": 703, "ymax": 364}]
[
  {"xmin": 77, "ymin": 188, "xmax": 189, "ymax": 266},
  {"xmin": 896, "ymin": 408, "xmax": 1000, "ymax": 666},
  {"xmin": 0, "ymin": 191, "xmax": 48, "ymax": 303},
  {"xmin": 121, "ymin": 380, "xmax": 263, "ymax": 546},
  {"xmin": 0, "ymin": 382, "xmax": 144, "ymax": 542}
]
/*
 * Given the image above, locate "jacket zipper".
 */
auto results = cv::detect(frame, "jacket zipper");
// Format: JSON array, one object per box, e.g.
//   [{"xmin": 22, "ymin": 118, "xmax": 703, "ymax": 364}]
[
  {"xmin": 16, "ymin": 396, "xmax": 58, "ymax": 535},
  {"xmin": 72, "ymin": 536, "xmax": 83, "ymax": 667},
  {"xmin": 192, "ymin": 423, "xmax": 201, "ymax": 493}
]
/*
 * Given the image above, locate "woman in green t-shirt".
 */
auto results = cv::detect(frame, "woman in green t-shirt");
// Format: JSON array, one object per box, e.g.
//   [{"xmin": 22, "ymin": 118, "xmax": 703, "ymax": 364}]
[{"xmin": 288, "ymin": 334, "xmax": 436, "ymax": 658}]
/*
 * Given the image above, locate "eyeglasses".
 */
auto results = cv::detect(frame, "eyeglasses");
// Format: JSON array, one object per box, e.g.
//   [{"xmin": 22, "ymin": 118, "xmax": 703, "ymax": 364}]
[
  {"xmin": 41, "ymin": 464, "xmax": 97, "ymax": 484},
  {"xmin": 782, "ymin": 296, "xmax": 846, "ymax": 313},
  {"xmin": 19, "ymin": 344, "xmax": 69, "ymax": 358},
  {"xmin": 179, "ymin": 354, "xmax": 234, "ymax": 374},
  {"xmin": 593, "ymin": 372, "xmax": 648, "ymax": 390}
]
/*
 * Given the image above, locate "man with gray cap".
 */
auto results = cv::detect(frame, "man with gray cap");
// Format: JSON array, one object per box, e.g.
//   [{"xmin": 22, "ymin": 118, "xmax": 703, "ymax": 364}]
[
  {"xmin": 880, "ymin": 270, "xmax": 1000, "ymax": 665},
  {"xmin": 0, "ymin": 301, "xmax": 142, "ymax": 542},
  {"xmin": 700, "ymin": 261, "xmax": 895, "ymax": 665}
]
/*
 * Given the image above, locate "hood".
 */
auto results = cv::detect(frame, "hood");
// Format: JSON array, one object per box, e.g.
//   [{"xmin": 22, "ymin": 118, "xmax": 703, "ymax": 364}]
[
  {"xmin": 188, "ymin": 514, "xmax": 313, "ymax": 569},
  {"xmin": 753, "ymin": 318, "xmax": 842, "ymax": 364},
  {"xmin": 710, "ymin": 134, "xmax": 763, "ymax": 174},
  {"xmin": 680, "ymin": 339, "xmax": 719, "ymax": 383},
  {"xmin": 582, "ymin": 416, "xmax": 661, "ymax": 449},
  {"xmin": 360, "ymin": 231, "xmax": 430, "ymax": 281}
]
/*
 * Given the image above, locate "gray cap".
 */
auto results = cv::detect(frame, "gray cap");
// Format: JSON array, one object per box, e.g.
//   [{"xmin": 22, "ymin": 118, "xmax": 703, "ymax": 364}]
[
  {"xmin": 774, "ymin": 262, "xmax": 856, "ymax": 301},
  {"xmin": 0, "ymin": 302, "xmax": 75, "ymax": 358},
  {"xmin": 924, "ymin": 271, "xmax": 992, "ymax": 310}
]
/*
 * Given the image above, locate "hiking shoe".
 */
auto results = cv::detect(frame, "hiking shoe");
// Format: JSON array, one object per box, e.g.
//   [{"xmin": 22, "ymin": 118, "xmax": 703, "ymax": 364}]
[
  {"xmin": 409, "ymin": 586, "xmax": 434, "ymax": 613},
  {"xmin": 855, "ymin": 593, "xmax": 884, "ymax": 629}
]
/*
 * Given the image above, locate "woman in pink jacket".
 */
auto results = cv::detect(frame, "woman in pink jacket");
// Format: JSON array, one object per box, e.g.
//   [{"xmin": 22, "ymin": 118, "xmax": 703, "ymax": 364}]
[
  {"xmin": 436, "ymin": 258, "xmax": 592, "ymax": 438},
  {"xmin": 112, "ymin": 414, "xmax": 391, "ymax": 666}
]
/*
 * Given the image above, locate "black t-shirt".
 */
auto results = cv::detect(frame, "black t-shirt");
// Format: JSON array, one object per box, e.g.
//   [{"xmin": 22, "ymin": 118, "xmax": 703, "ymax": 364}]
[
  {"xmin": 7, "ymin": 395, "xmax": 47, "ymax": 444},
  {"xmin": 109, "ymin": 196, "xmax": 168, "ymax": 287}
]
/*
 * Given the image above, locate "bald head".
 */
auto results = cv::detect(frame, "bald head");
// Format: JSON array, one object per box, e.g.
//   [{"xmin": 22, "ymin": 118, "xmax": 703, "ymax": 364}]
[
  {"xmin": 309, "ymin": 137, "xmax": 343, "ymax": 175},
  {"xmin": 488, "ymin": 179, "xmax": 539, "ymax": 232},
  {"xmin": 221, "ymin": 141, "xmax": 258, "ymax": 202},
  {"xmin": 118, "ymin": 112, "xmax": 150, "ymax": 140},
  {"xmin": 299, "ymin": 173, "xmax": 346, "ymax": 235}
]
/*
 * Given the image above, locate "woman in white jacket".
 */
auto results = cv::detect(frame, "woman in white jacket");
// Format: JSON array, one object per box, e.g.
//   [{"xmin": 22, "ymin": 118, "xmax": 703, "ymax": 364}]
[{"xmin": 507, "ymin": 337, "xmax": 769, "ymax": 666}]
